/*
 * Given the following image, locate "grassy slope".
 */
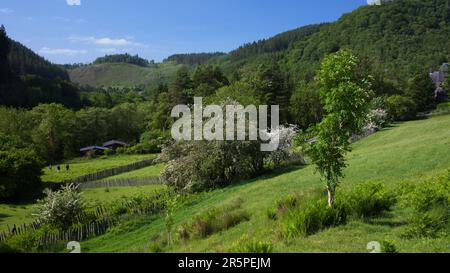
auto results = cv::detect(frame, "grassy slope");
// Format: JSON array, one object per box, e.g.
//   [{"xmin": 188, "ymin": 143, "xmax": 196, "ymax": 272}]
[
  {"xmin": 0, "ymin": 185, "xmax": 166, "ymax": 232},
  {"xmin": 81, "ymin": 114, "xmax": 450, "ymax": 253},
  {"xmin": 98, "ymin": 163, "xmax": 165, "ymax": 181},
  {"xmin": 82, "ymin": 185, "xmax": 167, "ymax": 206},
  {"xmin": 69, "ymin": 62, "xmax": 182, "ymax": 88},
  {"xmin": 41, "ymin": 154, "xmax": 157, "ymax": 183}
]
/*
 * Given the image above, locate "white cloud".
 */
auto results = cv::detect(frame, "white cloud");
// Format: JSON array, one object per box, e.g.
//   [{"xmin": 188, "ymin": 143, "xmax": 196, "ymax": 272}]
[
  {"xmin": 98, "ymin": 48, "xmax": 118, "ymax": 53},
  {"xmin": 0, "ymin": 8, "xmax": 14, "ymax": 14},
  {"xmin": 69, "ymin": 35, "xmax": 149, "ymax": 48},
  {"xmin": 66, "ymin": 0, "xmax": 81, "ymax": 6},
  {"xmin": 40, "ymin": 47, "xmax": 87, "ymax": 56}
]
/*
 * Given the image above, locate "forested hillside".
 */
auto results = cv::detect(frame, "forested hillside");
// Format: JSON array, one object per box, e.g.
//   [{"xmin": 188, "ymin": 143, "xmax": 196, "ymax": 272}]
[
  {"xmin": 164, "ymin": 52, "xmax": 226, "ymax": 66},
  {"xmin": 8, "ymin": 39, "xmax": 69, "ymax": 80},
  {"xmin": 0, "ymin": 25, "xmax": 80, "ymax": 108},
  {"xmin": 282, "ymin": 0, "xmax": 450, "ymax": 85},
  {"xmin": 70, "ymin": 0, "xmax": 450, "ymax": 93},
  {"xmin": 93, "ymin": 54, "xmax": 152, "ymax": 67}
]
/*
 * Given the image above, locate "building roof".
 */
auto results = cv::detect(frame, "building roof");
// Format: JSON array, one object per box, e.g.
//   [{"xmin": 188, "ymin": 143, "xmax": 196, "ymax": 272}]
[
  {"xmin": 103, "ymin": 140, "xmax": 127, "ymax": 147},
  {"xmin": 80, "ymin": 146, "xmax": 109, "ymax": 152}
]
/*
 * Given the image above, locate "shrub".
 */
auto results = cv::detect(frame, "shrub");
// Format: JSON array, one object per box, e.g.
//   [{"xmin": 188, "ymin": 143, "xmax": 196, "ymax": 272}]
[
  {"xmin": 0, "ymin": 133, "xmax": 43, "ymax": 202},
  {"xmin": 354, "ymin": 108, "xmax": 389, "ymax": 141},
  {"xmin": 34, "ymin": 183, "xmax": 84, "ymax": 229},
  {"xmin": 148, "ymin": 234, "xmax": 169, "ymax": 253},
  {"xmin": 403, "ymin": 173, "xmax": 449, "ymax": 238},
  {"xmin": 148, "ymin": 241, "xmax": 164, "ymax": 253},
  {"xmin": 281, "ymin": 197, "xmax": 347, "ymax": 238},
  {"xmin": 108, "ymin": 188, "xmax": 170, "ymax": 219},
  {"xmin": 276, "ymin": 193, "xmax": 303, "ymax": 215},
  {"xmin": 161, "ymin": 140, "xmax": 264, "ymax": 193},
  {"xmin": 2, "ymin": 231, "xmax": 39, "ymax": 253},
  {"xmin": 343, "ymin": 182, "xmax": 396, "ymax": 219},
  {"xmin": 181, "ymin": 199, "xmax": 250, "ymax": 239},
  {"xmin": 230, "ymin": 236, "xmax": 273, "ymax": 253},
  {"xmin": 85, "ymin": 150, "xmax": 98, "ymax": 159},
  {"xmin": 385, "ymin": 95, "xmax": 417, "ymax": 121},
  {"xmin": 266, "ymin": 208, "xmax": 277, "ymax": 221},
  {"xmin": 104, "ymin": 149, "xmax": 115, "ymax": 156},
  {"xmin": 263, "ymin": 125, "xmax": 304, "ymax": 168},
  {"xmin": 115, "ymin": 147, "xmax": 126, "ymax": 155},
  {"xmin": 381, "ymin": 239, "xmax": 399, "ymax": 253}
]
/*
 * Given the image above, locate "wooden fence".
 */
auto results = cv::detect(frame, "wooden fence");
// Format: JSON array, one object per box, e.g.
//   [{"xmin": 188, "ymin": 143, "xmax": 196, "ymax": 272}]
[
  {"xmin": 0, "ymin": 191, "xmax": 168, "ymax": 246},
  {"xmin": 0, "ymin": 220, "xmax": 43, "ymax": 242},
  {"xmin": 0, "ymin": 158, "xmax": 167, "ymax": 245},
  {"xmin": 78, "ymin": 177, "xmax": 162, "ymax": 189},
  {"xmin": 37, "ymin": 218, "xmax": 114, "ymax": 248},
  {"xmin": 63, "ymin": 158, "xmax": 157, "ymax": 185}
]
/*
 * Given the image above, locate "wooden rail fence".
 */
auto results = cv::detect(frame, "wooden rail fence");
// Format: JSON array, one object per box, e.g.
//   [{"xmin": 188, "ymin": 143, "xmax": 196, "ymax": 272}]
[
  {"xmin": 78, "ymin": 177, "xmax": 162, "ymax": 189},
  {"xmin": 63, "ymin": 158, "xmax": 157, "ymax": 185}
]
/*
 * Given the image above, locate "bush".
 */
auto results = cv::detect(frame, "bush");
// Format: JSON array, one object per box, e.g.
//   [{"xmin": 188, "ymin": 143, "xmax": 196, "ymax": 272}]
[
  {"xmin": 138, "ymin": 130, "xmax": 171, "ymax": 154},
  {"xmin": 281, "ymin": 197, "xmax": 347, "ymax": 238},
  {"xmin": 161, "ymin": 140, "xmax": 264, "ymax": 193},
  {"xmin": 343, "ymin": 182, "xmax": 396, "ymax": 219},
  {"xmin": 34, "ymin": 183, "xmax": 84, "ymax": 229},
  {"xmin": 381, "ymin": 239, "xmax": 399, "ymax": 253},
  {"xmin": 263, "ymin": 125, "xmax": 304, "ymax": 169},
  {"xmin": 179, "ymin": 199, "xmax": 250, "ymax": 239},
  {"xmin": 230, "ymin": 236, "xmax": 273, "ymax": 253},
  {"xmin": 0, "ymin": 134, "xmax": 43, "ymax": 202},
  {"xmin": 148, "ymin": 241, "xmax": 164, "ymax": 253},
  {"xmin": 2, "ymin": 231, "xmax": 39, "ymax": 253},
  {"xmin": 104, "ymin": 149, "xmax": 115, "ymax": 156},
  {"xmin": 107, "ymin": 188, "xmax": 170, "ymax": 219},
  {"xmin": 276, "ymin": 193, "xmax": 303, "ymax": 215},
  {"xmin": 385, "ymin": 95, "xmax": 417, "ymax": 121},
  {"xmin": 402, "ymin": 172, "xmax": 449, "ymax": 238},
  {"xmin": 266, "ymin": 208, "xmax": 277, "ymax": 221}
]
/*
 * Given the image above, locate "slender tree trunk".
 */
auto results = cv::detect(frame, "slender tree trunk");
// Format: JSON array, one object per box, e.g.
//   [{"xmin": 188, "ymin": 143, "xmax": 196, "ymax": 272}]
[{"xmin": 327, "ymin": 186, "xmax": 335, "ymax": 208}]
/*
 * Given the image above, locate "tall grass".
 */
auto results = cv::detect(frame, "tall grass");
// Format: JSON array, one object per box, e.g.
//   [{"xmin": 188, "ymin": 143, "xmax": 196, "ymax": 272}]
[{"xmin": 178, "ymin": 198, "xmax": 250, "ymax": 240}]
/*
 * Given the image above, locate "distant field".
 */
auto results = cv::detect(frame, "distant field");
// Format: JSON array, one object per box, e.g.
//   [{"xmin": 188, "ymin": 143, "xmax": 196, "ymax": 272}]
[
  {"xmin": 41, "ymin": 154, "xmax": 158, "ymax": 183},
  {"xmin": 98, "ymin": 163, "xmax": 166, "ymax": 181},
  {"xmin": 69, "ymin": 62, "xmax": 182, "ymax": 88}
]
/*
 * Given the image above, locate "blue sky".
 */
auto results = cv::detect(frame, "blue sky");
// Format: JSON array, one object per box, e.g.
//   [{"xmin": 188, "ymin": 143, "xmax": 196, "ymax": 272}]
[{"xmin": 0, "ymin": 0, "xmax": 369, "ymax": 64}]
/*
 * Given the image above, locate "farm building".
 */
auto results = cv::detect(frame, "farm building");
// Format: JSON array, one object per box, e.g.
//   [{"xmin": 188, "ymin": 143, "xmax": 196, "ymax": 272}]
[
  {"xmin": 79, "ymin": 146, "xmax": 110, "ymax": 155},
  {"xmin": 103, "ymin": 140, "xmax": 127, "ymax": 150}
]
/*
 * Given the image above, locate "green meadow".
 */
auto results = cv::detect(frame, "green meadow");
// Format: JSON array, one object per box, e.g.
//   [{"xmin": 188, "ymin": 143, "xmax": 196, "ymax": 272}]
[
  {"xmin": 41, "ymin": 154, "xmax": 158, "ymax": 183},
  {"xmin": 78, "ymin": 114, "xmax": 450, "ymax": 253},
  {"xmin": 98, "ymin": 163, "xmax": 166, "ymax": 181}
]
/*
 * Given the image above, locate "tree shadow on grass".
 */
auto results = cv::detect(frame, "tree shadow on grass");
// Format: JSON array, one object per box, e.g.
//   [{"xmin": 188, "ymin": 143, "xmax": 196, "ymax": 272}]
[
  {"xmin": 234, "ymin": 163, "xmax": 309, "ymax": 188},
  {"xmin": 0, "ymin": 213, "xmax": 12, "ymax": 222},
  {"xmin": 365, "ymin": 212, "xmax": 408, "ymax": 228},
  {"xmin": 182, "ymin": 164, "xmax": 310, "ymax": 207}
]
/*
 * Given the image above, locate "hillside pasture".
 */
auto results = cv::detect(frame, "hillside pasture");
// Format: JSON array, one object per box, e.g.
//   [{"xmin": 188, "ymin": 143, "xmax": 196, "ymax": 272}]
[{"xmin": 80, "ymin": 114, "xmax": 450, "ymax": 253}]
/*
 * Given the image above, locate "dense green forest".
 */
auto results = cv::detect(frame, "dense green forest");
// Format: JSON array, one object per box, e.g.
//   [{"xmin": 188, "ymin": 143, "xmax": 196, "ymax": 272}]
[
  {"xmin": 8, "ymin": 40, "xmax": 69, "ymax": 80},
  {"xmin": 164, "ymin": 52, "xmax": 226, "ymax": 66},
  {"xmin": 93, "ymin": 53, "xmax": 152, "ymax": 67},
  {"xmin": 229, "ymin": 23, "xmax": 326, "ymax": 61},
  {"xmin": 0, "ymin": 25, "xmax": 80, "ymax": 108}
]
